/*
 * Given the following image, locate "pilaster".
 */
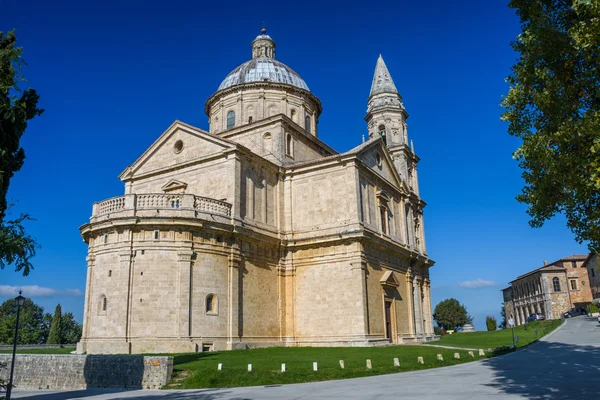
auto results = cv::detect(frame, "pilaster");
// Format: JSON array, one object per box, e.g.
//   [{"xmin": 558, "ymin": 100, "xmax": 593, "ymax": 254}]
[{"xmin": 177, "ymin": 249, "xmax": 194, "ymax": 339}]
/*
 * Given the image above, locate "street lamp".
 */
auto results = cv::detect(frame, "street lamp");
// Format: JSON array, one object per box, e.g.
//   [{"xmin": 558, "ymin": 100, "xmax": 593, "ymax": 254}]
[{"xmin": 6, "ymin": 290, "xmax": 25, "ymax": 400}]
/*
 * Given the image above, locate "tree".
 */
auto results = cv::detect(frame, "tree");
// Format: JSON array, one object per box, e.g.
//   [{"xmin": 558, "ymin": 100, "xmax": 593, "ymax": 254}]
[
  {"xmin": 502, "ymin": 0, "xmax": 600, "ymax": 251},
  {"xmin": 60, "ymin": 312, "xmax": 82, "ymax": 344},
  {"xmin": 500, "ymin": 304, "xmax": 507, "ymax": 329},
  {"xmin": 0, "ymin": 29, "xmax": 43, "ymax": 276},
  {"xmin": 0, "ymin": 297, "xmax": 46, "ymax": 344},
  {"xmin": 433, "ymin": 298, "xmax": 471, "ymax": 331},
  {"xmin": 486, "ymin": 315, "xmax": 498, "ymax": 331},
  {"xmin": 46, "ymin": 304, "xmax": 62, "ymax": 344}
]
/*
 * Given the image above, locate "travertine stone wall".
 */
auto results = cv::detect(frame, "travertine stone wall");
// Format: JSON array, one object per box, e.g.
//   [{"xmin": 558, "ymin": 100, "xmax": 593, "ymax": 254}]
[{"xmin": 0, "ymin": 355, "xmax": 172, "ymax": 390}]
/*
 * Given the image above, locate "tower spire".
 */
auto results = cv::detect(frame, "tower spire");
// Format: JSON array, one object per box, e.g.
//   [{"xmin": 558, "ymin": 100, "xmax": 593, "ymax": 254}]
[{"xmin": 370, "ymin": 55, "xmax": 398, "ymax": 97}]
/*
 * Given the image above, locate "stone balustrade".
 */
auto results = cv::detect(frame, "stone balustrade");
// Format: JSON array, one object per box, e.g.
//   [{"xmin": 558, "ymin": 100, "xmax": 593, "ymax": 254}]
[{"xmin": 92, "ymin": 194, "xmax": 232, "ymax": 218}]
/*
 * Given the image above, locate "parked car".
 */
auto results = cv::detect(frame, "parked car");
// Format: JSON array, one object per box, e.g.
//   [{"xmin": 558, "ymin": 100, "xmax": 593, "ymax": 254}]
[
  {"xmin": 563, "ymin": 308, "xmax": 586, "ymax": 318},
  {"xmin": 527, "ymin": 314, "xmax": 545, "ymax": 322},
  {"xmin": 597, "ymin": 314, "xmax": 600, "ymax": 324}
]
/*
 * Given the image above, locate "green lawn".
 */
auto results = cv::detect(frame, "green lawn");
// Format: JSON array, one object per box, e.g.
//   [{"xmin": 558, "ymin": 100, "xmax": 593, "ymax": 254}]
[
  {"xmin": 435, "ymin": 319, "xmax": 562, "ymax": 349},
  {"xmin": 167, "ymin": 346, "xmax": 486, "ymax": 389},
  {"xmin": 0, "ymin": 347, "xmax": 75, "ymax": 354}
]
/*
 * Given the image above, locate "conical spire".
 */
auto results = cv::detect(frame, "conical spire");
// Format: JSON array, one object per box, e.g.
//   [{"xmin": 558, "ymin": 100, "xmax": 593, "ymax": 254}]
[{"xmin": 370, "ymin": 55, "xmax": 398, "ymax": 97}]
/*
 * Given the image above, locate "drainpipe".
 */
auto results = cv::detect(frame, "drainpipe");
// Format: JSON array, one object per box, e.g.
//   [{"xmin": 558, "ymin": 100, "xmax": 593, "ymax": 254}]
[{"xmin": 564, "ymin": 269, "xmax": 573, "ymax": 309}]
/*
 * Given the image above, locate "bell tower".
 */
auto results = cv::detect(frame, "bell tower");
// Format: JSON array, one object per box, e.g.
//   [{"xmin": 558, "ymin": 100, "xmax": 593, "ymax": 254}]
[{"xmin": 365, "ymin": 55, "xmax": 419, "ymax": 195}]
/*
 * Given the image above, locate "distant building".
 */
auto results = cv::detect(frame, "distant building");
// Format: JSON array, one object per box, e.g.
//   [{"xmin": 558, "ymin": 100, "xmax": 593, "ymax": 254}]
[
  {"xmin": 583, "ymin": 253, "xmax": 600, "ymax": 299},
  {"xmin": 502, "ymin": 254, "xmax": 592, "ymax": 325}
]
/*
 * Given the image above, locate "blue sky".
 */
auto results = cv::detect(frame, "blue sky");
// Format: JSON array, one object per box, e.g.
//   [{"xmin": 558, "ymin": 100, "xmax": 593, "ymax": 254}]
[{"xmin": 1, "ymin": 0, "xmax": 588, "ymax": 330}]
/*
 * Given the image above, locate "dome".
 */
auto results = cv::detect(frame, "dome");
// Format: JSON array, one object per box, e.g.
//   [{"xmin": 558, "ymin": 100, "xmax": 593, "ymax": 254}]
[{"xmin": 217, "ymin": 57, "xmax": 310, "ymax": 92}]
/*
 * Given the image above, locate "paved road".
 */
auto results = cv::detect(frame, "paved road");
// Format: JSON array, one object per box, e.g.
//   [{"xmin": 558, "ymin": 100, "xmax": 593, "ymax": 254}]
[{"xmin": 13, "ymin": 316, "xmax": 600, "ymax": 400}]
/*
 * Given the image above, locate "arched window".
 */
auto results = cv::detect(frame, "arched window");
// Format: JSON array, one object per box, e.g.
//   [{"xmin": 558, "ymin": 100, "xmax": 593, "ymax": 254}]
[
  {"xmin": 552, "ymin": 277, "xmax": 561, "ymax": 292},
  {"xmin": 263, "ymin": 132, "xmax": 272, "ymax": 152},
  {"xmin": 98, "ymin": 295, "xmax": 107, "ymax": 315},
  {"xmin": 290, "ymin": 109, "xmax": 297, "ymax": 122},
  {"xmin": 305, "ymin": 115, "xmax": 311, "ymax": 133},
  {"xmin": 378, "ymin": 125, "xmax": 387, "ymax": 145},
  {"xmin": 286, "ymin": 134, "xmax": 293, "ymax": 157},
  {"xmin": 227, "ymin": 111, "xmax": 235, "ymax": 129},
  {"xmin": 206, "ymin": 294, "xmax": 217, "ymax": 315}
]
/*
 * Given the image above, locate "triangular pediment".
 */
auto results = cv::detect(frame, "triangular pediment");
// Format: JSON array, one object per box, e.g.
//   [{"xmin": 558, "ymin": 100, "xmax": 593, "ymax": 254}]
[
  {"xmin": 355, "ymin": 138, "xmax": 408, "ymax": 193},
  {"xmin": 380, "ymin": 271, "xmax": 400, "ymax": 288},
  {"xmin": 161, "ymin": 179, "xmax": 188, "ymax": 193},
  {"xmin": 120, "ymin": 120, "xmax": 237, "ymax": 180}
]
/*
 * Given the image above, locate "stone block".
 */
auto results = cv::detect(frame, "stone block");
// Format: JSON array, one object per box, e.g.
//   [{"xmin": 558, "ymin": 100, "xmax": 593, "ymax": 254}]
[
  {"xmin": 478, "ymin": 349, "xmax": 485, "ymax": 356},
  {"xmin": 454, "ymin": 353, "xmax": 460, "ymax": 359},
  {"xmin": 468, "ymin": 351, "xmax": 474, "ymax": 358},
  {"xmin": 417, "ymin": 356, "xmax": 424, "ymax": 364},
  {"xmin": 366, "ymin": 359, "xmax": 372, "ymax": 369},
  {"xmin": 339, "ymin": 360, "xmax": 344, "ymax": 369},
  {"xmin": 393, "ymin": 357, "xmax": 400, "ymax": 367},
  {"xmin": 436, "ymin": 354, "xmax": 443, "ymax": 361}
]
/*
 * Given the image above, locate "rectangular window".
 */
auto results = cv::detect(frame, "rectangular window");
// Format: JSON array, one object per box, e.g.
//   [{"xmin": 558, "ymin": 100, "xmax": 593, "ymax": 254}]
[
  {"xmin": 108, "ymin": 270, "xmax": 112, "ymax": 277},
  {"xmin": 571, "ymin": 261, "xmax": 577, "ymax": 268},
  {"xmin": 380, "ymin": 207, "xmax": 388, "ymax": 234},
  {"xmin": 154, "ymin": 230, "xmax": 159, "ymax": 240},
  {"xmin": 591, "ymin": 269, "xmax": 596, "ymax": 277},
  {"xmin": 570, "ymin": 280, "xmax": 577, "ymax": 290}
]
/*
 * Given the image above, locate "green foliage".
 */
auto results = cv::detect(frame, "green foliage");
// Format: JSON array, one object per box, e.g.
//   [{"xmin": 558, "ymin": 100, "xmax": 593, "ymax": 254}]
[
  {"xmin": 0, "ymin": 29, "xmax": 43, "ymax": 276},
  {"xmin": 0, "ymin": 297, "xmax": 45, "ymax": 344},
  {"xmin": 61, "ymin": 312, "xmax": 82, "ymax": 344},
  {"xmin": 502, "ymin": 0, "xmax": 600, "ymax": 251},
  {"xmin": 586, "ymin": 302, "xmax": 599, "ymax": 314},
  {"xmin": 486, "ymin": 315, "xmax": 498, "ymax": 331},
  {"xmin": 500, "ymin": 304, "xmax": 507, "ymax": 329},
  {"xmin": 46, "ymin": 304, "xmax": 62, "ymax": 344},
  {"xmin": 433, "ymin": 298, "xmax": 471, "ymax": 331}
]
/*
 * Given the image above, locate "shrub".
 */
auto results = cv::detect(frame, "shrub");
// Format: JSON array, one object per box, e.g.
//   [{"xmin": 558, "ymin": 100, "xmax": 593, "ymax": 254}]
[
  {"xmin": 586, "ymin": 303, "xmax": 599, "ymax": 314},
  {"xmin": 485, "ymin": 315, "xmax": 497, "ymax": 331}
]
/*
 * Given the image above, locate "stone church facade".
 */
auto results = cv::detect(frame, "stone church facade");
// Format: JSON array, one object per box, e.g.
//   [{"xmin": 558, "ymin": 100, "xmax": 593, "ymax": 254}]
[{"xmin": 77, "ymin": 30, "xmax": 436, "ymax": 354}]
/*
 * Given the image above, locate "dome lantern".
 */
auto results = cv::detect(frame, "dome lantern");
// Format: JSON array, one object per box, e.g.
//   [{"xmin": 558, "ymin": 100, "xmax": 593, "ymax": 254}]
[{"xmin": 252, "ymin": 28, "xmax": 276, "ymax": 59}]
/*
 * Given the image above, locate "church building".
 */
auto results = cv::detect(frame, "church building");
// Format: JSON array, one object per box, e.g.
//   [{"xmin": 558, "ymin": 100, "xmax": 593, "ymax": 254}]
[{"xmin": 77, "ymin": 29, "xmax": 436, "ymax": 354}]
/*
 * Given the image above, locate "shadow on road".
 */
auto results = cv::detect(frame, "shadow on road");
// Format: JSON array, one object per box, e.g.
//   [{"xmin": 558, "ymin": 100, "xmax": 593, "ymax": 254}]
[
  {"xmin": 16, "ymin": 388, "xmax": 249, "ymax": 400},
  {"xmin": 483, "ymin": 318, "xmax": 600, "ymax": 399}
]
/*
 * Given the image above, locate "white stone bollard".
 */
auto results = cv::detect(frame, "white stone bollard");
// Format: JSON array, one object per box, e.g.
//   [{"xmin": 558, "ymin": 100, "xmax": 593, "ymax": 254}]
[
  {"xmin": 437, "ymin": 354, "xmax": 443, "ymax": 361},
  {"xmin": 366, "ymin": 359, "xmax": 372, "ymax": 369},
  {"xmin": 217, "ymin": 363, "xmax": 223, "ymax": 371},
  {"xmin": 454, "ymin": 353, "xmax": 460, "ymax": 359},
  {"xmin": 313, "ymin": 362, "xmax": 318, "ymax": 371},
  {"xmin": 488, "ymin": 348, "xmax": 493, "ymax": 353},
  {"xmin": 417, "ymin": 356, "xmax": 424, "ymax": 364},
  {"xmin": 248, "ymin": 364, "xmax": 252, "ymax": 372},
  {"xmin": 478, "ymin": 349, "xmax": 485, "ymax": 356},
  {"xmin": 393, "ymin": 357, "xmax": 400, "ymax": 367},
  {"xmin": 281, "ymin": 363, "xmax": 286, "ymax": 373},
  {"xmin": 468, "ymin": 351, "xmax": 475, "ymax": 358},
  {"xmin": 339, "ymin": 360, "xmax": 345, "ymax": 369}
]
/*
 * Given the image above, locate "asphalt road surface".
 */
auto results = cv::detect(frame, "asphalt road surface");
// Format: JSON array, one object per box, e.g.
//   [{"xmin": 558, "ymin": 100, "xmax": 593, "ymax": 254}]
[{"xmin": 13, "ymin": 316, "xmax": 600, "ymax": 400}]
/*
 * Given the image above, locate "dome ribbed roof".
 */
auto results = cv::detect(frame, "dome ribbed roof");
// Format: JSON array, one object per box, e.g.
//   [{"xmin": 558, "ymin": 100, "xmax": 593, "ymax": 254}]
[{"xmin": 217, "ymin": 58, "xmax": 309, "ymax": 92}]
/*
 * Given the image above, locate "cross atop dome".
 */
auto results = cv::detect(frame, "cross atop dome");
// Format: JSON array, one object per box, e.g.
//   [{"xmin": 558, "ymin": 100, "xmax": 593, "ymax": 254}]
[{"xmin": 252, "ymin": 27, "xmax": 276, "ymax": 59}]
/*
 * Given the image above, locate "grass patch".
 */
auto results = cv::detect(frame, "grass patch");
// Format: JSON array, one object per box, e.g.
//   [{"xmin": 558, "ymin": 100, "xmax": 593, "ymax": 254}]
[
  {"xmin": 166, "ymin": 346, "xmax": 485, "ymax": 389},
  {"xmin": 436, "ymin": 319, "xmax": 562, "ymax": 349},
  {"xmin": 0, "ymin": 347, "xmax": 75, "ymax": 354}
]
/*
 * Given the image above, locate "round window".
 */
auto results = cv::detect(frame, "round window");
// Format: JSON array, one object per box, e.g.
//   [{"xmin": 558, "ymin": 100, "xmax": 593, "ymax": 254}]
[{"xmin": 173, "ymin": 140, "xmax": 184, "ymax": 154}]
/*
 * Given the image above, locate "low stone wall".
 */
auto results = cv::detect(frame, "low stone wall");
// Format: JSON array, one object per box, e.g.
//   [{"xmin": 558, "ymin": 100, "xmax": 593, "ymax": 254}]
[{"xmin": 0, "ymin": 354, "xmax": 172, "ymax": 390}]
